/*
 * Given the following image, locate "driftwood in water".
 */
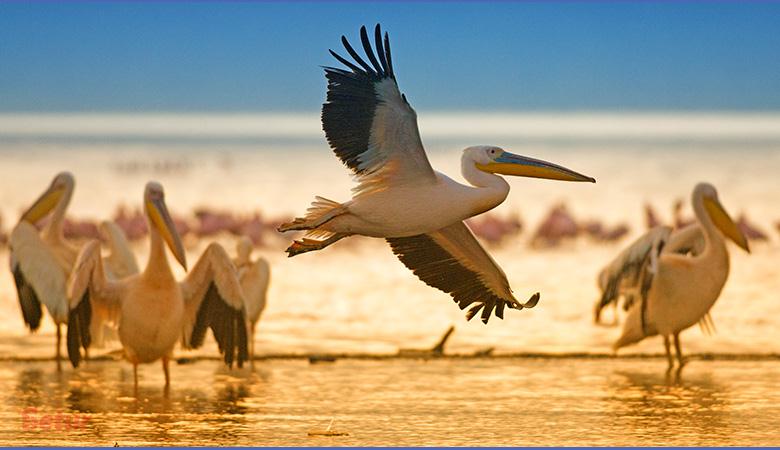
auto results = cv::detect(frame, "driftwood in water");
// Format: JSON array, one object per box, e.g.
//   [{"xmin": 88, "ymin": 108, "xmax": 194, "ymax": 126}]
[
  {"xmin": 473, "ymin": 347, "xmax": 495, "ymax": 357},
  {"xmin": 397, "ymin": 325, "xmax": 455, "ymax": 357},
  {"xmin": 308, "ymin": 418, "xmax": 349, "ymax": 437}
]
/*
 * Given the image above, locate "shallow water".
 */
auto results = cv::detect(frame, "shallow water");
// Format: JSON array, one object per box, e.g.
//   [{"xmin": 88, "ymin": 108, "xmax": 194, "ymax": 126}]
[{"xmin": 2, "ymin": 358, "xmax": 779, "ymax": 446}]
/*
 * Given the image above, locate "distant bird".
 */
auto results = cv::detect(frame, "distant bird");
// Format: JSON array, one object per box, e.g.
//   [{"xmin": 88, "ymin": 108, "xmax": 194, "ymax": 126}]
[
  {"xmin": 466, "ymin": 213, "xmax": 523, "ymax": 245},
  {"xmin": 278, "ymin": 24, "xmax": 594, "ymax": 323},
  {"xmin": 62, "ymin": 218, "xmax": 100, "ymax": 241},
  {"xmin": 581, "ymin": 220, "xmax": 630, "ymax": 243},
  {"xmin": 530, "ymin": 203, "xmax": 580, "ymax": 248},
  {"xmin": 0, "ymin": 213, "xmax": 7, "ymax": 246},
  {"xmin": 112, "ymin": 205, "xmax": 148, "ymax": 241},
  {"xmin": 194, "ymin": 208, "xmax": 238, "ymax": 238},
  {"xmin": 673, "ymin": 198, "xmax": 695, "ymax": 229},
  {"xmin": 644, "ymin": 203, "xmax": 662, "ymax": 230},
  {"xmin": 736, "ymin": 213, "xmax": 769, "ymax": 242},
  {"xmin": 233, "ymin": 236, "xmax": 271, "ymax": 366},
  {"xmin": 598, "ymin": 183, "xmax": 749, "ymax": 371},
  {"xmin": 8, "ymin": 172, "xmax": 80, "ymax": 366},
  {"xmin": 66, "ymin": 182, "xmax": 248, "ymax": 388},
  {"xmin": 236, "ymin": 213, "xmax": 265, "ymax": 246}
]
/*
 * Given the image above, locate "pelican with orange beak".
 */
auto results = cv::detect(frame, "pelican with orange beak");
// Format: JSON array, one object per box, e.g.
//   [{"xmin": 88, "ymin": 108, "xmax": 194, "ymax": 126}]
[
  {"xmin": 279, "ymin": 24, "xmax": 595, "ymax": 323},
  {"xmin": 9, "ymin": 172, "xmax": 137, "ymax": 366},
  {"xmin": 598, "ymin": 182, "xmax": 750, "ymax": 371},
  {"xmin": 66, "ymin": 182, "xmax": 248, "ymax": 389}
]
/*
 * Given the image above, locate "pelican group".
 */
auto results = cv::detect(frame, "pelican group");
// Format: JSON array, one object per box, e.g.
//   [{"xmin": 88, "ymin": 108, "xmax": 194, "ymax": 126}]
[
  {"xmin": 66, "ymin": 182, "xmax": 249, "ymax": 388},
  {"xmin": 596, "ymin": 182, "xmax": 750, "ymax": 371},
  {"xmin": 8, "ymin": 172, "xmax": 138, "ymax": 366},
  {"xmin": 279, "ymin": 24, "xmax": 595, "ymax": 323}
]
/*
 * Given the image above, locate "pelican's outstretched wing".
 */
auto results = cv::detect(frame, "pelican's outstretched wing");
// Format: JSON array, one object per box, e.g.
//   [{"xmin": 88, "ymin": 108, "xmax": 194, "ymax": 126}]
[
  {"xmin": 595, "ymin": 223, "xmax": 710, "ymax": 324},
  {"xmin": 594, "ymin": 226, "xmax": 672, "ymax": 326},
  {"xmin": 387, "ymin": 222, "xmax": 539, "ymax": 324},
  {"xmin": 66, "ymin": 240, "xmax": 125, "ymax": 367},
  {"xmin": 8, "ymin": 221, "xmax": 68, "ymax": 328},
  {"xmin": 180, "ymin": 243, "xmax": 248, "ymax": 368},
  {"xmin": 323, "ymin": 24, "xmax": 436, "ymax": 193},
  {"xmin": 237, "ymin": 257, "xmax": 271, "ymax": 325},
  {"xmin": 99, "ymin": 220, "xmax": 139, "ymax": 279}
]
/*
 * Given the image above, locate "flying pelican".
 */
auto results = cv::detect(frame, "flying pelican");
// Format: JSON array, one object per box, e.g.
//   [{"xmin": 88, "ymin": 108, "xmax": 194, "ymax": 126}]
[
  {"xmin": 278, "ymin": 25, "xmax": 595, "ymax": 323},
  {"xmin": 66, "ymin": 182, "xmax": 248, "ymax": 388},
  {"xmin": 598, "ymin": 182, "xmax": 749, "ymax": 371},
  {"xmin": 233, "ymin": 236, "xmax": 271, "ymax": 365}
]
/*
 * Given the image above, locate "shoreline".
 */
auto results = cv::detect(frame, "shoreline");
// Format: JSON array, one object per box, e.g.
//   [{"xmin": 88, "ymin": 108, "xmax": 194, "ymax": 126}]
[{"xmin": 3, "ymin": 351, "xmax": 780, "ymax": 363}]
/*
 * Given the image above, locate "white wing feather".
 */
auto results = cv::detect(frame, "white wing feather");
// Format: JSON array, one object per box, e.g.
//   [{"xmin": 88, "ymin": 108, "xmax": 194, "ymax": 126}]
[
  {"xmin": 180, "ymin": 243, "xmax": 246, "ymax": 347},
  {"xmin": 238, "ymin": 257, "xmax": 270, "ymax": 324},
  {"xmin": 9, "ymin": 221, "xmax": 69, "ymax": 323}
]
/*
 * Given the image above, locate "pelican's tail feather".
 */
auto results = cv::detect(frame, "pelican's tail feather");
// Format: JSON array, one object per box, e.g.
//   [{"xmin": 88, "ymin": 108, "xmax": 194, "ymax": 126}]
[
  {"xmin": 278, "ymin": 197, "xmax": 346, "ymax": 232},
  {"xmin": 613, "ymin": 301, "xmax": 657, "ymax": 351}
]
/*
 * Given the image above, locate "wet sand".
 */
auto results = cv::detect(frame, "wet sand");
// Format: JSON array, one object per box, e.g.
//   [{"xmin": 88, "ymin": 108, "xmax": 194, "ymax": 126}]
[{"xmin": 2, "ymin": 357, "xmax": 779, "ymax": 446}]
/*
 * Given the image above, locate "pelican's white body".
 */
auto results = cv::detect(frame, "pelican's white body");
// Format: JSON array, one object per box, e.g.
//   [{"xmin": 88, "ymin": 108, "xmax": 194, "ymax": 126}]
[
  {"xmin": 615, "ymin": 184, "xmax": 738, "ymax": 351},
  {"xmin": 647, "ymin": 239, "xmax": 728, "ymax": 336},
  {"xmin": 117, "ymin": 237, "xmax": 183, "ymax": 364},
  {"xmin": 322, "ymin": 156, "xmax": 509, "ymax": 238}
]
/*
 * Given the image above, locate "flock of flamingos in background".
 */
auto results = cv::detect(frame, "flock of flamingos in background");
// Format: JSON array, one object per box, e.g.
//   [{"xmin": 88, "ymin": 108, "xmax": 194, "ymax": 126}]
[{"xmin": 0, "ymin": 198, "xmax": 774, "ymax": 251}]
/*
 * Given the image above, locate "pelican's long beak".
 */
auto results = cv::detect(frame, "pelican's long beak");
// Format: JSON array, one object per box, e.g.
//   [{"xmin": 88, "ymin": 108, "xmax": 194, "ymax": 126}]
[
  {"xmin": 703, "ymin": 196, "xmax": 750, "ymax": 253},
  {"xmin": 477, "ymin": 151, "xmax": 595, "ymax": 183},
  {"xmin": 21, "ymin": 185, "xmax": 65, "ymax": 224},
  {"xmin": 147, "ymin": 197, "xmax": 187, "ymax": 269}
]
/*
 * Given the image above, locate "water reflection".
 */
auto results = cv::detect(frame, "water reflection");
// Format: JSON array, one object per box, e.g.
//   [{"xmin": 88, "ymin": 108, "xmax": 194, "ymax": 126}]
[
  {"xmin": 2, "ymin": 360, "xmax": 778, "ymax": 446},
  {"xmin": 607, "ymin": 368, "xmax": 730, "ymax": 444}
]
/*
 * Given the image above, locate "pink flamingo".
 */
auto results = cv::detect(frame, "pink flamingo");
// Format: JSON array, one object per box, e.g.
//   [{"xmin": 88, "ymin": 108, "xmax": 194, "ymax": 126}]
[
  {"xmin": 112, "ymin": 205, "xmax": 148, "ymax": 241},
  {"xmin": 531, "ymin": 203, "xmax": 579, "ymax": 248},
  {"xmin": 736, "ymin": 213, "xmax": 769, "ymax": 242},
  {"xmin": 0, "ymin": 213, "xmax": 7, "ymax": 246},
  {"xmin": 581, "ymin": 220, "xmax": 630, "ymax": 243},
  {"xmin": 673, "ymin": 198, "xmax": 695, "ymax": 229},
  {"xmin": 644, "ymin": 203, "xmax": 662, "ymax": 229},
  {"xmin": 193, "ymin": 207, "xmax": 238, "ymax": 237},
  {"xmin": 62, "ymin": 218, "xmax": 100, "ymax": 240},
  {"xmin": 467, "ymin": 212, "xmax": 523, "ymax": 245}
]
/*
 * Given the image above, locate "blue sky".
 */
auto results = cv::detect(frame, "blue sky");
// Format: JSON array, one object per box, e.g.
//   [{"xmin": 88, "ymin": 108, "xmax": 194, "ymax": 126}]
[{"xmin": 1, "ymin": 2, "xmax": 779, "ymax": 112}]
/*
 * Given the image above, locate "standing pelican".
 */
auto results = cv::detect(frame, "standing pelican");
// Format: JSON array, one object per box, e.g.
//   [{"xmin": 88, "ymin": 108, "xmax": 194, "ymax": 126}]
[
  {"xmin": 279, "ymin": 25, "xmax": 595, "ymax": 323},
  {"xmin": 67, "ymin": 182, "xmax": 248, "ymax": 388},
  {"xmin": 99, "ymin": 220, "xmax": 140, "ymax": 280},
  {"xmin": 8, "ymin": 173, "xmax": 140, "ymax": 363},
  {"xmin": 599, "ymin": 182, "xmax": 749, "ymax": 370},
  {"xmin": 233, "ymin": 236, "xmax": 271, "ymax": 365},
  {"xmin": 9, "ymin": 172, "xmax": 80, "ymax": 365}
]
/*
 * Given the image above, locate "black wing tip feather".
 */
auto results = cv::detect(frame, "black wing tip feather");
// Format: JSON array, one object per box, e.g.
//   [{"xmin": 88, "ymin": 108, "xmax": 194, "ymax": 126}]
[
  {"xmin": 190, "ymin": 282, "xmax": 249, "ymax": 369},
  {"xmin": 12, "ymin": 267, "xmax": 43, "ymax": 331},
  {"xmin": 388, "ymin": 234, "xmax": 537, "ymax": 325},
  {"xmin": 66, "ymin": 291, "xmax": 91, "ymax": 368},
  {"xmin": 327, "ymin": 23, "xmax": 395, "ymax": 80}
]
